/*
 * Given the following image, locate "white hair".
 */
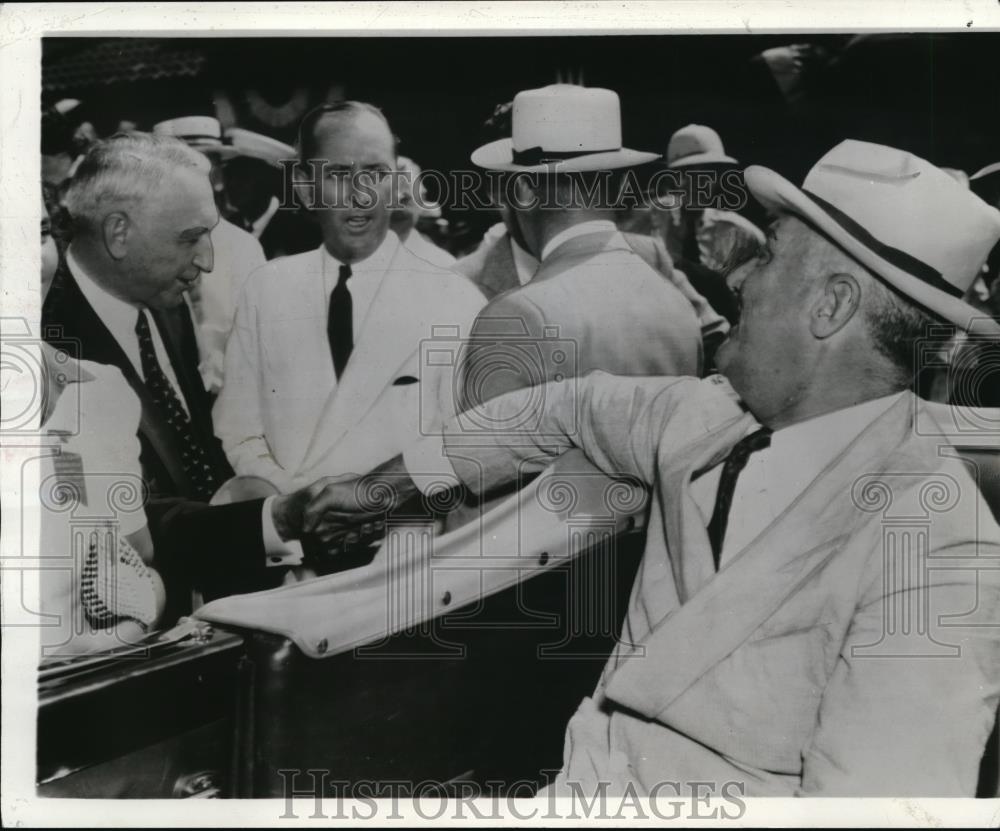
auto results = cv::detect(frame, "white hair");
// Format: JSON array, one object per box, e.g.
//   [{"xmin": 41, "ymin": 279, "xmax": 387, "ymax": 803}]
[{"xmin": 63, "ymin": 132, "xmax": 207, "ymax": 234}]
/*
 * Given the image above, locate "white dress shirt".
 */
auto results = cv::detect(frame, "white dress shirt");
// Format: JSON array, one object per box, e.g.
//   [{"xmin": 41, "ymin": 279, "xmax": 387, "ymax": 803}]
[
  {"xmin": 690, "ymin": 392, "xmax": 903, "ymax": 567},
  {"xmin": 69, "ymin": 251, "xmax": 190, "ymax": 417},
  {"xmin": 320, "ymin": 232, "xmax": 397, "ymax": 346},
  {"xmin": 540, "ymin": 219, "xmax": 618, "ymax": 262}
]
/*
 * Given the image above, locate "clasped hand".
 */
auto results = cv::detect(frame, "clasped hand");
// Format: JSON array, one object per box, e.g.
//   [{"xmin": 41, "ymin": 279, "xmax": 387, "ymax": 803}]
[{"xmin": 271, "ymin": 473, "xmax": 398, "ymax": 553}]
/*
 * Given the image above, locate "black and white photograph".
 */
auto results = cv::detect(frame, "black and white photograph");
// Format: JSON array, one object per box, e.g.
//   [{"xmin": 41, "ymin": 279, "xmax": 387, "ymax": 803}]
[{"xmin": 3, "ymin": 2, "xmax": 1000, "ymax": 825}]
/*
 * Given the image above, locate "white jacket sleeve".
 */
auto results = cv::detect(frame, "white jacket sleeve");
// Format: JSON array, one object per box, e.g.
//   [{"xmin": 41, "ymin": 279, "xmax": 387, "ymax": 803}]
[
  {"xmin": 212, "ymin": 280, "xmax": 295, "ymax": 493},
  {"xmin": 442, "ymin": 372, "xmax": 730, "ymax": 497}
]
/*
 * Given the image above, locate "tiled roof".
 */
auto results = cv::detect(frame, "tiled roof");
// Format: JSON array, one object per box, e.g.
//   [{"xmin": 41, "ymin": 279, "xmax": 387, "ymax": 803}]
[{"xmin": 43, "ymin": 38, "xmax": 206, "ymax": 92}]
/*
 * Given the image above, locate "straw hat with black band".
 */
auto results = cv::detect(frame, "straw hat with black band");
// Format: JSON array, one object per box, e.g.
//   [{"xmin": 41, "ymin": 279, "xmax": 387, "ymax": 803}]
[
  {"xmin": 743, "ymin": 139, "xmax": 1000, "ymax": 336},
  {"xmin": 470, "ymin": 84, "xmax": 659, "ymax": 173}
]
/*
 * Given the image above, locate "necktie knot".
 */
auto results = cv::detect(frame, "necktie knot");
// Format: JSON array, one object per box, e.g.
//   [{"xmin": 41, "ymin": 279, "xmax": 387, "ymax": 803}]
[
  {"xmin": 730, "ymin": 426, "xmax": 773, "ymax": 460},
  {"xmin": 336, "ymin": 263, "xmax": 352, "ymax": 289}
]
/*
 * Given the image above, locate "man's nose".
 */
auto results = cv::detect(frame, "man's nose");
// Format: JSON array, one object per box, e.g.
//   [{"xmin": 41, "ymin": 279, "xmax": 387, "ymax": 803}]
[{"xmin": 193, "ymin": 235, "xmax": 214, "ymax": 273}]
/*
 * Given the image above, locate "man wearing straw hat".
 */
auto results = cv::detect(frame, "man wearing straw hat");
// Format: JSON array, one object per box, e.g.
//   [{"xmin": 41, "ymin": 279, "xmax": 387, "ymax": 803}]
[
  {"xmin": 299, "ymin": 139, "xmax": 1000, "ymax": 796},
  {"xmin": 458, "ymin": 84, "xmax": 703, "ymax": 410},
  {"xmin": 222, "ymin": 127, "xmax": 321, "ymax": 260}
]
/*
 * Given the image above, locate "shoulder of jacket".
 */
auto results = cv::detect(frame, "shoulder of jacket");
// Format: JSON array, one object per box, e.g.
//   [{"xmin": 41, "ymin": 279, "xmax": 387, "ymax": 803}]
[{"xmin": 243, "ymin": 248, "xmax": 320, "ymax": 291}]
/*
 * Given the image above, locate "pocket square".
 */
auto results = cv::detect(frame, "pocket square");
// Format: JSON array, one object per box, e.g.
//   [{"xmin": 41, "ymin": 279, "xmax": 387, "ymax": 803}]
[{"xmin": 392, "ymin": 375, "xmax": 419, "ymax": 386}]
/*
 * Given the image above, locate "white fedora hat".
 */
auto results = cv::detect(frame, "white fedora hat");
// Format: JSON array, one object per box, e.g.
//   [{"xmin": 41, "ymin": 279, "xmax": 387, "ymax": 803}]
[
  {"xmin": 666, "ymin": 124, "xmax": 738, "ymax": 168},
  {"xmin": 744, "ymin": 139, "xmax": 1000, "ymax": 335},
  {"xmin": 225, "ymin": 127, "xmax": 296, "ymax": 167},
  {"xmin": 153, "ymin": 116, "xmax": 238, "ymax": 160},
  {"xmin": 471, "ymin": 84, "xmax": 659, "ymax": 172}
]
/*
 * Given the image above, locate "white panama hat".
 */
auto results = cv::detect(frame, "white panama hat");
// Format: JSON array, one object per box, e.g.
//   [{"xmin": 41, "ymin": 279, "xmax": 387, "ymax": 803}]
[
  {"xmin": 153, "ymin": 116, "xmax": 238, "ymax": 160},
  {"xmin": 744, "ymin": 139, "xmax": 1000, "ymax": 335},
  {"xmin": 225, "ymin": 128, "xmax": 296, "ymax": 167},
  {"xmin": 470, "ymin": 84, "xmax": 659, "ymax": 173}
]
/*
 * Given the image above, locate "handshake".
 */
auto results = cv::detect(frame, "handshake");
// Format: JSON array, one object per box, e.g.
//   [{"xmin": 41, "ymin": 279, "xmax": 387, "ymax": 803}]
[{"xmin": 267, "ymin": 456, "xmax": 428, "ymax": 561}]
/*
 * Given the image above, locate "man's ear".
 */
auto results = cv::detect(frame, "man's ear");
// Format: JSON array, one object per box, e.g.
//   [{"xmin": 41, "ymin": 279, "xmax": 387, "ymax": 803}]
[
  {"xmin": 810, "ymin": 272, "xmax": 862, "ymax": 338},
  {"xmin": 511, "ymin": 174, "xmax": 537, "ymax": 211},
  {"xmin": 291, "ymin": 161, "xmax": 320, "ymax": 211},
  {"xmin": 102, "ymin": 212, "xmax": 130, "ymax": 261}
]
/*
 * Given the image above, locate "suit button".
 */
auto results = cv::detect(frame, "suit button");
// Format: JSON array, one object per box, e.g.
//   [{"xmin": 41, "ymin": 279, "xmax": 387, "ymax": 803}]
[
  {"xmin": 538, "ymin": 552, "xmax": 549, "ymax": 566},
  {"xmin": 270, "ymin": 556, "xmax": 283, "ymax": 564},
  {"xmin": 441, "ymin": 591, "xmax": 452, "ymax": 606}
]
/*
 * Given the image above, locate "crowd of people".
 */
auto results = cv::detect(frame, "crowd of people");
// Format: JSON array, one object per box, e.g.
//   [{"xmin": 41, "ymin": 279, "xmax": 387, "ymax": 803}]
[{"xmin": 36, "ymin": 78, "xmax": 1000, "ymax": 796}]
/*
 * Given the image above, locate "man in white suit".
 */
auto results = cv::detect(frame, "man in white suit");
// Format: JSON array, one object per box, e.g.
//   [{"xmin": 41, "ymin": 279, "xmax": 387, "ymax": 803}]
[
  {"xmin": 295, "ymin": 140, "xmax": 1000, "ymax": 795},
  {"xmin": 458, "ymin": 85, "xmax": 702, "ymax": 410},
  {"xmin": 213, "ymin": 102, "xmax": 484, "ymax": 497}
]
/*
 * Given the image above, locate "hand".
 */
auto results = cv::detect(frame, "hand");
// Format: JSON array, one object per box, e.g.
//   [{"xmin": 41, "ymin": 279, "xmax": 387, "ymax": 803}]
[
  {"xmin": 302, "ymin": 473, "xmax": 399, "ymax": 546},
  {"xmin": 270, "ymin": 486, "xmax": 315, "ymax": 541}
]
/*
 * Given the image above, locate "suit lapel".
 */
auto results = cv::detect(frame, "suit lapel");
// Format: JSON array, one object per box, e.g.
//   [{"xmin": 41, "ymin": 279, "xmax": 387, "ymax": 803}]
[
  {"xmin": 300, "ymin": 243, "xmax": 427, "ymax": 463},
  {"xmin": 604, "ymin": 394, "xmax": 914, "ymax": 719},
  {"xmin": 44, "ymin": 264, "xmax": 193, "ymax": 494}
]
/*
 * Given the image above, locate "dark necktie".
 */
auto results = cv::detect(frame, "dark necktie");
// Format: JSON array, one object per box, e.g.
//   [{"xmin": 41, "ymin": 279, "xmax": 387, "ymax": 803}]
[
  {"xmin": 135, "ymin": 310, "xmax": 221, "ymax": 501},
  {"xmin": 706, "ymin": 426, "xmax": 773, "ymax": 570},
  {"xmin": 327, "ymin": 263, "xmax": 353, "ymax": 378}
]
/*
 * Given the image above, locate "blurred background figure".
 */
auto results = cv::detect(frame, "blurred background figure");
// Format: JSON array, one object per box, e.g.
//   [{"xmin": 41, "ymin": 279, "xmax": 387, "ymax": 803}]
[
  {"xmin": 41, "ymin": 193, "xmax": 61, "ymax": 300},
  {"xmin": 941, "ymin": 160, "xmax": 1000, "ymax": 407},
  {"xmin": 389, "ymin": 155, "xmax": 456, "ymax": 268},
  {"xmin": 222, "ymin": 127, "xmax": 321, "ymax": 260},
  {"xmin": 41, "ymin": 104, "xmax": 77, "ymax": 189},
  {"xmin": 153, "ymin": 115, "xmax": 266, "ymax": 395},
  {"xmin": 695, "ymin": 207, "xmax": 766, "ymax": 274}
]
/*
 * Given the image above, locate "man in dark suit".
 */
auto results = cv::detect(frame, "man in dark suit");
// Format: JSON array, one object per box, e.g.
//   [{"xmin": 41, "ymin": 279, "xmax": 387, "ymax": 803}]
[{"xmin": 42, "ymin": 132, "xmax": 306, "ymax": 614}]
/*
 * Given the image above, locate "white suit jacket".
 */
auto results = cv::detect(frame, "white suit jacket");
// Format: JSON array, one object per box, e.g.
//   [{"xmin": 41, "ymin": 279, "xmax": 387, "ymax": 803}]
[
  {"xmin": 442, "ymin": 373, "xmax": 1000, "ymax": 796},
  {"xmin": 214, "ymin": 235, "xmax": 485, "ymax": 491},
  {"xmin": 186, "ymin": 218, "xmax": 266, "ymax": 394}
]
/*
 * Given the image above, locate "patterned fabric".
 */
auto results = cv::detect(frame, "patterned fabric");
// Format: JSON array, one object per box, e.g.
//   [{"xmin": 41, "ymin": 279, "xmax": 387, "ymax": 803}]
[
  {"xmin": 80, "ymin": 529, "xmax": 158, "ymax": 629},
  {"xmin": 327, "ymin": 264, "xmax": 353, "ymax": 378},
  {"xmin": 706, "ymin": 427, "xmax": 773, "ymax": 569},
  {"xmin": 135, "ymin": 310, "xmax": 221, "ymax": 501}
]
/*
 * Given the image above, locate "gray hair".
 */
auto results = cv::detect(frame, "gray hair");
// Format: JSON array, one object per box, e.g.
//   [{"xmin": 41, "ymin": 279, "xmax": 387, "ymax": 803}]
[
  {"xmin": 861, "ymin": 271, "xmax": 944, "ymax": 382},
  {"xmin": 63, "ymin": 132, "xmax": 207, "ymax": 234},
  {"xmin": 806, "ymin": 222, "xmax": 944, "ymax": 384}
]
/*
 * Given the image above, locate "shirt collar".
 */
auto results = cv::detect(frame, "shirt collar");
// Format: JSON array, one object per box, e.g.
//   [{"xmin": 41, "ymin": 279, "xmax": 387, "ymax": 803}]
[
  {"xmin": 251, "ymin": 196, "xmax": 281, "ymax": 238},
  {"xmin": 321, "ymin": 228, "xmax": 400, "ymax": 276},
  {"xmin": 540, "ymin": 220, "xmax": 617, "ymax": 262},
  {"xmin": 510, "ymin": 234, "xmax": 539, "ymax": 285},
  {"xmin": 67, "ymin": 248, "xmax": 142, "ymax": 330},
  {"xmin": 767, "ymin": 392, "xmax": 904, "ymax": 482}
]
